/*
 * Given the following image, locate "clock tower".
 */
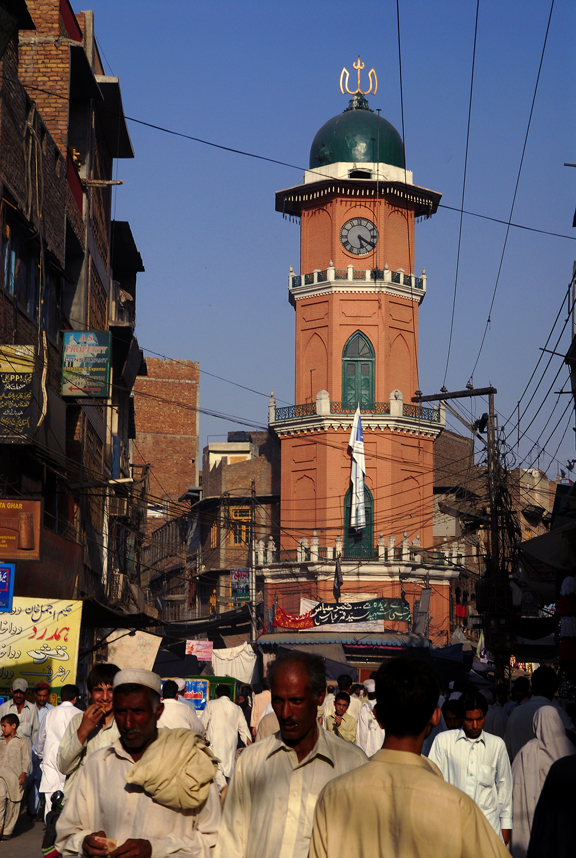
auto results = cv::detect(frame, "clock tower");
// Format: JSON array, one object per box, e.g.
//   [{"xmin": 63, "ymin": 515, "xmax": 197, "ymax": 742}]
[{"xmin": 270, "ymin": 72, "xmax": 444, "ymax": 577}]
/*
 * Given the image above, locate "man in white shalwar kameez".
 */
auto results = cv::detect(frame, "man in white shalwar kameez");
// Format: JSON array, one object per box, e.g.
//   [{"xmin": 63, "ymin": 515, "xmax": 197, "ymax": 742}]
[
  {"xmin": 157, "ymin": 681, "xmax": 204, "ymax": 733},
  {"xmin": 202, "ymin": 685, "xmax": 251, "ymax": 782},
  {"xmin": 356, "ymin": 680, "xmax": 385, "ymax": 757},
  {"xmin": 56, "ymin": 668, "xmax": 221, "ymax": 858},
  {"xmin": 57, "ymin": 663, "xmax": 120, "ymax": 795},
  {"xmin": 36, "ymin": 685, "xmax": 81, "ymax": 818}
]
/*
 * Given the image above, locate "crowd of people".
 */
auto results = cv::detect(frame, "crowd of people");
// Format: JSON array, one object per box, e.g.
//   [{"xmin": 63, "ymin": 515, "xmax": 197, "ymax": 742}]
[{"xmin": 0, "ymin": 657, "xmax": 574, "ymax": 856}]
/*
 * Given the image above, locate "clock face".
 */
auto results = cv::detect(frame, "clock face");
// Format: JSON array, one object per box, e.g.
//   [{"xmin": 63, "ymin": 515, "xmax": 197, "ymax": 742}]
[{"xmin": 340, "ymin": 218, "xmax": 378, "ymax": 256}]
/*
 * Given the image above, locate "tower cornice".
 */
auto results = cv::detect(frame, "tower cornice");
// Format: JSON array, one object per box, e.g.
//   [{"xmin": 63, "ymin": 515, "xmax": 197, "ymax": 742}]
[{"xmin": 276, "ymin": 174, "xmax": 441, "ymax": 219}]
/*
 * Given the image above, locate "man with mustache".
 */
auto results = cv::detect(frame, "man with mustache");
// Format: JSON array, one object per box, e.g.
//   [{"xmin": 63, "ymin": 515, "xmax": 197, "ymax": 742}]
[
  {"xmin": 56, "ymin": 668, "xmax": 220, "ymax": 858},
  {"xmin": 216, "ymin": 651, "xmax": 367, "ymax": 858}
]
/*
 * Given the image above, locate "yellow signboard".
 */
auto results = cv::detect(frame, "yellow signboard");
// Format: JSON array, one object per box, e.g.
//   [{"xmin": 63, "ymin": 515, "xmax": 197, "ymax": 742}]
[{"xmin": 0, "ymin": 597, "xmax": 82, "ymax": 691}]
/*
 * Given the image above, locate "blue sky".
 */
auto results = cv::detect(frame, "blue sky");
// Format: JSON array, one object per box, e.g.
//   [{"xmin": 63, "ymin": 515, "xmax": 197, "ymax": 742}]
[{"xmin": 86, "ymin": 0, "xmax": 576, "ymax": 477}]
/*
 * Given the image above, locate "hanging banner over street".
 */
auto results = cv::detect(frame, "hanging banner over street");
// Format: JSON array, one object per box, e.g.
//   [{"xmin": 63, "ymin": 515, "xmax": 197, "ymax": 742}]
[
  {"xmin": 61, "ymin": 331, "xmax": 111, "ymax": 397},
  {"xmin": 0, "ymin": 498, "xmax": 42, "ymax": 561},
  {"xmin": 107, "ymin": 629, "xmax": 162, "ymax": 671},
  {"xmin": 273, "ymin": 597, "xmax": 411, "ymax": 630},
  {"xmin": 0, "ymin": 345, "xmax": 34, "ymax": 440},
  {"xmin": 185, "ymin": 640, "xmax": 213, "ymax": 661},
  {"xmin": 0, "ymin": 597, "xmax": 82, "ymax": 692}
]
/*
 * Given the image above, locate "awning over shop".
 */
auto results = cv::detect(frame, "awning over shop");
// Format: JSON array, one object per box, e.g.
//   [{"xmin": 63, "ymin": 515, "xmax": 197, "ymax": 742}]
[
  {"xmin": 519, "ymin": 521, "xmax": 576, "ymax": 572},
  {"xmin": 81, "ymin": 598, "xmax": 158, "ymax": 629}
]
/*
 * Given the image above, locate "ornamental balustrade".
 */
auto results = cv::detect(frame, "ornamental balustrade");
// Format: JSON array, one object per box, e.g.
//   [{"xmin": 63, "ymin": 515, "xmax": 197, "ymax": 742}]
[
  {"xmin": 253, "ymin": 534, "xmax": 465, "ymax": 567},
  {"xmin": 289, "ymin": 266, "xmax": 425, "ymax": 290},
  {"xmin": 273, "ymin": 399, "xmax": 440, "ymax": 422}
]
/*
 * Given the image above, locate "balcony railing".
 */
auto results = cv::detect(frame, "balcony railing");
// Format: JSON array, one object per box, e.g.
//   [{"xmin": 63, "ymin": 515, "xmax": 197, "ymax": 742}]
[
  {"xmin": 331, "ymin": 401, "xmax": 391, "ymax": 415},
  {"xmin": 403, "ymin": 404, "xmax": 441, "ymax": 423},
  {"xmin": 274, "ymin": 402, "xmax": 317, "ymax": 422},
  {"xmin": 289, "ymin": 267, "xmax": 426, "ymax": 290},
  {"xmin": 274, "ymin": 400, "xmax": 441, "ymax": 424}
]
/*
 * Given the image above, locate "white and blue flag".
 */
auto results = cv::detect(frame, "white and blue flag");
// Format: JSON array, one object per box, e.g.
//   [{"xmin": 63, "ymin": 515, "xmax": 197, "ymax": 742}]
[{"xmin": 348, "ymin": 405, "xmax": 366, "ymax": 530}]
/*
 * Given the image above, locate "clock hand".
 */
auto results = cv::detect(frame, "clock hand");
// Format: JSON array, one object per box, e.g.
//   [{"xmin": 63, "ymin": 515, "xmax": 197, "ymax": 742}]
[{"xmin": 357, "ymin": 235, "xmax": 375, "ymax": 249}]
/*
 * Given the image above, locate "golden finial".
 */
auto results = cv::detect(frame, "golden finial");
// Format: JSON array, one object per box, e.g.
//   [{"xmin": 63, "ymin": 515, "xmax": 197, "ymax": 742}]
[{"xmin": 340, "ymin": 56, "xmax": 378, "ymax": 96}]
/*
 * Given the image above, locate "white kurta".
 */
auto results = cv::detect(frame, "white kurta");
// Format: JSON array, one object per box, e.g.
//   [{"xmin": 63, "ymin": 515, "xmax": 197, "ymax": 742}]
[
  {"xmin": 158, "ymin": 699, "xmax": 204, "ymax": 733},
  {"xmin": 57, "ymin": 711, "xmax": 120, "ymax": 794},
  {"xmin": 202, "ymin": 697, "xmax": 251, "ymax": 778},
  {"xmin": 56, "ymin": 738, "xmax": 220, "ymax": 858},
  {"xmin": 38, "ymin": 702, "xmax": 82, "ymax": 795},
  {"xmin": 429, "ymin": 728, "xmax": 513, "ymax": 837},
  {"xmin": 355, "ymin": 700, "xmax": 385, "ymax": 757}
]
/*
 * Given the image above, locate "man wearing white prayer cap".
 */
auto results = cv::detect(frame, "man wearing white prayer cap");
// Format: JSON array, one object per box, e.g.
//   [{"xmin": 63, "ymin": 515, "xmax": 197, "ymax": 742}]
[{"xmin": 56, "ymin": 668, "xmax": 221, "ymax": 858}]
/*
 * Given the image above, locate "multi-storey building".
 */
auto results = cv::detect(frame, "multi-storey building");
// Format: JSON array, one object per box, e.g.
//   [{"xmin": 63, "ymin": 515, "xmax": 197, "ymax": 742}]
[{"xmin": 0, "ymin": 1, "xmax": 149, "ymax": 673}]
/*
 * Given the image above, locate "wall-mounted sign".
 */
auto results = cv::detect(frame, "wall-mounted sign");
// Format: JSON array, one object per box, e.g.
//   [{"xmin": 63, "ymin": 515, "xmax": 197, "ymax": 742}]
[
  {"xmin": 61, "ymin": 331, "xmax": 111, "ymax": 397},
  {"xmin": 0, "ymin": 498, "xmax": 42, "ymax": 561},
  {"xmin": 231, "ymin": 568, "xmax": 250, "ymax": 602},
  {"xmin": 0, "ymin": 564, "xmax": 15, "ymax": 612},
  {"xmin": 0, "ymin": 597, "xmax": 82, "ymax": 692},
  {"xmin": 0, "ymin": 345, "xmax": 34, "ymax": 440}
]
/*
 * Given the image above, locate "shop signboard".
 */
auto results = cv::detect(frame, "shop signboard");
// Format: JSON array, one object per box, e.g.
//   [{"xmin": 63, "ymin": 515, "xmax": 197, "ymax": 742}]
[
  {"xmin": 0, "ymin": 345, "xmax": 34, "ymax": 440},
  {"xmin": 0, "ymin": 597, "xmax": 82, "ymax": 694},
  {"xmin": 0, "ymin": 563, "xmax": 15, "ymax": 612},
  {"xmin": 61, "ymin": 331, "xmax": 111, "ymax": 397},
  {"xmin": 0, "ymin": 498, "xmax": 42, "ymax": 561}
]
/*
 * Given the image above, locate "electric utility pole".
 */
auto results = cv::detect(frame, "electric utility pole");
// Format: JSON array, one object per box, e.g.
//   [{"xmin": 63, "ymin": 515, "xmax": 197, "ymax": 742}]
[{"xmin": 413, "ymin": 386, "xmax": 510, "ymax": 682}]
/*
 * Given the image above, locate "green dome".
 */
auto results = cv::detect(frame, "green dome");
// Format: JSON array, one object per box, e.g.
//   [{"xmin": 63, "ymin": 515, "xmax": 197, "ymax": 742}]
[{"xmin": 309, "ymin": 94, "xmax": 405, "ymax": 170}]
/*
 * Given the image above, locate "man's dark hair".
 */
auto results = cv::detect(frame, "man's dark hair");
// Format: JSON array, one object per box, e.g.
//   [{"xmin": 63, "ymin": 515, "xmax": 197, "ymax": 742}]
[
  {"xmin": 531, "ymin": 666, "xmax": 559, "ymax": 700},
  {"xmin": 335, "ymin": 691, "xmax": 350, "ymax": 705},
  {"xmin": 87, "ymin": 663, "xmax": 120, "ymax": 693},
  {"xmin": 461, "ymin": 689, "xmax": 488, "ymax": 716},
  {"xmin": 267, "ymin": 650, "xmax": 326, "ymax": 699},
  {"xmin": 216, "ymin": 684, "xmax": 231, "ymax": 698},
  {"xmin": 1, "ymin": 713, "xmax": 19, "ymax": 727},
  {"xmin": 261, "ymin": 678, "xmax": 270, "ymax": 692},
  {"xmin": 162, "ymin": 680, "xmax": 178, "ymax": 700},
  {"xmin": 496, "ymin": 683, "xmax": 509, "ymax": 704},
  {"xmin": 61, "ymin": 684, "xmax": 79, "ymax": 702},
  {"xmin": 375, "ymin": 657, "xmax": 440, "ymax": 737},
  {"xmin": 113, "ymin": 682, "xmax": 161, "ymax": 710},
  {"xmin": 337, "ymin": 674, "xmax": 352, "ymax": 692},
  {"xmin": 442, "ymin": 697, "xmax": 464, "ymax": 717},
  {"xmin": 513, "ymin": 676, "xmax": 530, "ymax": 697}
]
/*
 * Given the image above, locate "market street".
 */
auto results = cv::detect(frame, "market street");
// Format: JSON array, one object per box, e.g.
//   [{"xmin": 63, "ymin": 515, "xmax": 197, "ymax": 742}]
[{"xmin": 2, "ymin": 813, "xmax": 43, "ymax": 858}]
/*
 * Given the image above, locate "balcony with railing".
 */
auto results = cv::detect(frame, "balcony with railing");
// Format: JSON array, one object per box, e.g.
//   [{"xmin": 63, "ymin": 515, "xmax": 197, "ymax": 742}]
[
  {"xmin": 253, "ymin": 532, "xmax": 465, "ymax": 569},
  {"xmin": 289, "ymin": 265, "xmax": 426, "ymax": 294},
  {"xmin": 271, "ymin": 394, "xmax": 441, "ymax": 425}
]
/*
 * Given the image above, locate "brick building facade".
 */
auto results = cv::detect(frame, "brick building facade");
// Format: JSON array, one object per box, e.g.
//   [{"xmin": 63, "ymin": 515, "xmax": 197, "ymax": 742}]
[
  {"xmin": 0, "ymin": 1, "xmax": 149, "ymax": 684},
  {"xmin": 132, "ymin": 357, "xmax": 200, "ymax": 512}
]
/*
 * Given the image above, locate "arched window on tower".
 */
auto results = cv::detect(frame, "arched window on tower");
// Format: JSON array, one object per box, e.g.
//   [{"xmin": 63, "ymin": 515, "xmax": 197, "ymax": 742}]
[
  {"xmin": 343, "ymin": 485, "xmax": 374, "ymax": 558},
  {"xmin": 342, "ymin": 331, "xmax": 375, "ymax": 408}
]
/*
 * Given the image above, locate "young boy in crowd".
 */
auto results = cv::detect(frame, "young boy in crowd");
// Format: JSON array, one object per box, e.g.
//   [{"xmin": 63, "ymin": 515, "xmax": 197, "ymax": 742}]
[{"xmin": 0, "ymin": 714, "xmax": 31, "ymax": 840}]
